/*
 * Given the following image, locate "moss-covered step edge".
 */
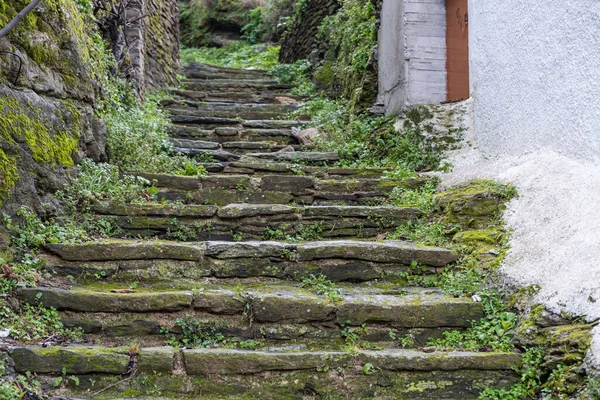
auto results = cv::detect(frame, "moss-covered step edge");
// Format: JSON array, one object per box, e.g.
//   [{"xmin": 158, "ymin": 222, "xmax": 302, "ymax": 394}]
[
  {"xmin": 169, "ymin": 125, "xmax": 299, "ymax": 145},
  {"xmin": 92, "ymin": 203, "xmax": 421, "ymax": 240},
  {"xmin": 170, "ymin": 137, "xmax": 305, "ymax": 154},
  {"xmin": 60, "ymin": 309, "xmax": 458, "ymax": 345},
  {"xmin": 7, "ymin": 346, "xmax": 522, "ymax": 399},
  {"xmin": 128, "ymin": 172, "xmax": 426, "ymax": 196},
  {"xmin": 9, "ymin": 346, "xmax": 521, "ymax": 376},
  {"xmin": 165, "ymin": 100, "xmax": 298, "ymax": 113},
  {"xmin": 171, "ymin": 90, "xmax": 301, "ymax": 105},
  {"xmin": 42, "ymin": 239, "xmax": 458, "ymax": 266},
  {"xmin": 18, "ymin": 285, "xmax": 483, "ymax": 327}
]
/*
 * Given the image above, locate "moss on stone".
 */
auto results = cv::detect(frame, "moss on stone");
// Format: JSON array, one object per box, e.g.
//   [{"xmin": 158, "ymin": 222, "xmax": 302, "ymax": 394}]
[
  {"xmin": 0, "ymin": 149, "xmax": 18, "ymax": 204},
  {"xmin": 0, "ymin": 96, "xmax": 79, "ymax": 166}
]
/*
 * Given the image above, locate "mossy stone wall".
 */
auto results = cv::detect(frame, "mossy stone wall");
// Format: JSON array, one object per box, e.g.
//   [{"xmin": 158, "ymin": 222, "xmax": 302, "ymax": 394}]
[{"xmin": 0, "ymin": 0, "xmax": 108, "ymax": 215}]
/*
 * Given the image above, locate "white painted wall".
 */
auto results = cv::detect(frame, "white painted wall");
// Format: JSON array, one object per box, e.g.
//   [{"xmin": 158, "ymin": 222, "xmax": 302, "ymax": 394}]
[
  {"xmin": 379, "ymin": 0, "xmax": 446, "ymax": 114},
  {"xmin": 469, "ymin": 0, "xmax": 600, "ymax": 163}
]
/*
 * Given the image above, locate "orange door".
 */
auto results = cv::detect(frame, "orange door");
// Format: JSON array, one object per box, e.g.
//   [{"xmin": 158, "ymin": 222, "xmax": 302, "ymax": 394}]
[{"xmin": 446, "ymin": 0, "xmax": 470, "ymax": 101}]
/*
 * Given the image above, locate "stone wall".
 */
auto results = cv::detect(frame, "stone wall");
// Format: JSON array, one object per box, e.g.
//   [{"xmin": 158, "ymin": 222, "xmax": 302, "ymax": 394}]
[
  {"xmin": 145, "ymin": 0, "xmax": 180, "ymax": 88},
  {"xmin": 0, "ymin": 0, "xmax": 108, "ymax": 217},
  {"xmin": 279, "ymin": 0, "xmax": 340, "ymax": 63},
  {"xmin": 126, "ymin": 0, "xmax": 180, "ymax": 89}
]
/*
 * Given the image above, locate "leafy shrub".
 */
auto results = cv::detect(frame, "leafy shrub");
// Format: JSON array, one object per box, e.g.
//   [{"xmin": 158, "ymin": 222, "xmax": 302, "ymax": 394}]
[
  {"xmin": 181, "ymin": 42, "xmax": 281, "ymax": 70},
  {"xmin": 180, "ymin": 0, "xmax": 263, "ymax": 47},
  {"xmin": 98, "ymin": 78, "xmax": 206, "ymax": 176},
  {"xmin": 58, "ymin": 159, "xmax": 152, "ymax": 213},
  {"xmin": 316, "ymin": 0, "xmax": 377, "ymax": 106}
]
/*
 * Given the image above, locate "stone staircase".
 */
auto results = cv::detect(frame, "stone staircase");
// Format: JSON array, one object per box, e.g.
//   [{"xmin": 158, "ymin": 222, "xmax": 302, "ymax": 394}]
[{"xmin": 6, "ymin": 63, "xmax": 522, "ymax": 399}]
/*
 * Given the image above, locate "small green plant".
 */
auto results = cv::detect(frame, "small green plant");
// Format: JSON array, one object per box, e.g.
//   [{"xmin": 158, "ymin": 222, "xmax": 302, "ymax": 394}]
[
  {"xmin": 296, "ymin": 221, "xmax": 324, "ymax": 241},
  {"xmin": 262, "ymin": 226, "xmax": 287, "ymax": 241},
  {"xmin": 233, "ymin": 232, "xmax": 243, "ymax": 242},
  {"xmin": 389, "ymin": 331, "xmax": 416, "ymax": 348},
  {"xmin": 0, "ymin": 302, "xmax": 83, "ymax": 344},
  {"xmin": 300, "ymin": 274, "xmax": 341, "ymax": 303},
  {"xmin": 162, "ymin": 315, "xmax": 263, "ymax": 350},
  {"xmin": 478, "ymin": 347, "xmax": 543, "ymax": 399},
  {"xmin": 3, "ymin": 208, "xmax": 88, "ymax": 253},
  {"xmin": 235, "ymin": 182, "xmax": 249, "ymax": 192}
]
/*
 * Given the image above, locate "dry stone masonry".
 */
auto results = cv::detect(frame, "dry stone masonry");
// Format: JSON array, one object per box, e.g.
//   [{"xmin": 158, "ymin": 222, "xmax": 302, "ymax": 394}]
[{"xmin": 4, "ymin": 63, "xmax": 523, "ymax": 399}]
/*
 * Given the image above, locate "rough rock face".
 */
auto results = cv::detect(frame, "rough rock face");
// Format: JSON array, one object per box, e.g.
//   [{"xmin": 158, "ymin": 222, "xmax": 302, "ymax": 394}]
[
  {"xmin": 279, "ymin": 0, "xmax": 340, "ymax": 63},
  {"xmin": 123, "ymin": 0, "xmax": 180, "ymax": 89},
  {"xmin": 0, "ymin": 0, "xmax": 108, "ymax": 217}
]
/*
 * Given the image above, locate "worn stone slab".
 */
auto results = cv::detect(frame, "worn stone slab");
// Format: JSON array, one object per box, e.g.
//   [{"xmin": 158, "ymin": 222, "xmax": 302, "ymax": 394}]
[
  {"xmin": 242, "ymin": 120, "xmax": 303, "ymax": 129},
  {"xmin": 137, "ymin": 347, "xmax": 175, "ymax": 374},
  {"xmin": 297, "ymin": 241, "xmax": 458, "ymax": 267},
  {"xmin": 222, "ymin": 141, "xmax": 272, "ymax": 150},
  {"xmin": 261, "ymin": 175, "xmax": 315, "ymax": 192},
  {"xmin": 182, "ymin": 348, "xmax": 520, "ymax": 376},
  {"xmin": 171, "ymin": 138, "xmax": 220, "ymax": 150},
  {"xmin": 44, "ymin": 241, "xmax": 205, "ymax": 261},
  {"xmin": 302, "ymin": 205, "xmax": 421, "ymax": 220},
  {"xmin": 217, "ymin": 204, "xmax": 296, "ymax": 219},
  {"xmin": 11, "ymin": 346, "xmax": 130, "ymax": 374},
  {"xmin": 18, "ymin": 288, "xmax": 193, "ymax": 312},
  {"xmin": 171, "ymin": 115, "xmax": 238, "ymax": 124},
  {"xmin": 244, "ymin": 152, "xmax": 340, "ymax": 162},
  {"xmin": 173, "ymin": 147, "xmax": 241, "ymax": 161},
  {"xmin": 193, "ymin": 289, "xmax": 247, "ymax": 314},
  {"xmin": 205, "ymin": 241, "xmax": 295, "ymax": 259},
  {"xmin": 95, "ymin": 203, "xmax": 218, "ymax": 217}
]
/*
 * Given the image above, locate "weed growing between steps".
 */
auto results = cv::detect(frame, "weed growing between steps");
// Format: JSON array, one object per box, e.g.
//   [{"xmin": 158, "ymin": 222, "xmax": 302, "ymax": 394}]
[{"xmin": 161, "ymin": 315, "xmax": 264, "ymax": 351}]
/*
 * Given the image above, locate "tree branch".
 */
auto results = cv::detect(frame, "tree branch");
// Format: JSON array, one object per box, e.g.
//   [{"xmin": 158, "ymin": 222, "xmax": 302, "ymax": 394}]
[{"xmin": 0, "ymin": 0, "xmax": 42, "ymax": 40}]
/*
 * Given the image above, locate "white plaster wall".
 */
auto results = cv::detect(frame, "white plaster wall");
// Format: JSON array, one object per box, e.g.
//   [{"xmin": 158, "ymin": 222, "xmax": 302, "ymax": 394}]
[
  {"xmin": 469, "ymin": 0, "xmax": 600, "ymax": 162},
  {"xmin": 379, "ymin": 0, "xmax": 446, "ymax": 114}
]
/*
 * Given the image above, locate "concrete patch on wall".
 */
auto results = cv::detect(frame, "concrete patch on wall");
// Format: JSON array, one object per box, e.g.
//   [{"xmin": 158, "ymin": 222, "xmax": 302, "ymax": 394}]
[
  {"xmin": 379, "ymin": 0, "xmax": 447, "ymax": 114},
  {"xmin": 469, "ymin": 0, "xmax": 600, "ymax": 163},
  {"xmin": 440, "ymin": 147, "xmax": 600, "ymax": 369}
]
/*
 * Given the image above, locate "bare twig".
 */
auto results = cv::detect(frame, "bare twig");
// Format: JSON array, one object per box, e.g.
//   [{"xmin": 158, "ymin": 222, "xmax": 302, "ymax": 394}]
[{"xmin": 0, "ymin": 0, "xmax": 42, "ymax": 40}]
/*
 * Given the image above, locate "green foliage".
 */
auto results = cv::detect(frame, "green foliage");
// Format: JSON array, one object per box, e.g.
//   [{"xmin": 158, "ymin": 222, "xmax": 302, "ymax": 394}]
[
  {"xmin": 98, "ymin": 82, "xmax": 206, "ymax": 176},
  {"xmin": 2, "ymin": 207, "xmax": 88, "ymax": 252},
  {"xmin": 162, "ymin": 314, "xmax": 263, "ymax": 349},
  {"xmin": 179, "ymin": 0, "xmax": 261, "ymax": 47},
  {"xmin": 578, "ymin": 374, "xmax": 600, "ymax": 399},
  {"xmin": 181, "ymin": 42, "xmax": 281, "ymax": 70},
  {"xmin": 57, "ymin": 159, "xmax": 153, "ymax": 213},
  {"xmin": 479, "ymin": 347, "xmax": 544, "ymax": 399},
  {"xmin": 387, "ymin": 179, "xmax": 439, "ymax": 216},
  {"xmin": 300, "ymin": 274, "xmax": 341, "ymax": 303},
  {"xmin": 302, "ymin": 99, "xmax": 443, "ymax": 171},
  {"xmin": 0, "ymin": 254, "xmax": 43, "ymax": 294},
  {"xmin": 389, "ymin": 331, "xmax": 416, "ymax": 349},
  {"xmin": 317, "ymin": 0, "xmax": 377, "ymax": 106},
  {"xmin": 0, "ymin": 302, "xmax": 83, "ymax": 343}
]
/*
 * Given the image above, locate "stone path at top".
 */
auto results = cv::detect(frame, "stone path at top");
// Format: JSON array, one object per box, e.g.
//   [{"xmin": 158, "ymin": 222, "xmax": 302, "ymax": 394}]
[{"xmin": 7, "ymin": 63, "xmax": 521, "ymax": 399}]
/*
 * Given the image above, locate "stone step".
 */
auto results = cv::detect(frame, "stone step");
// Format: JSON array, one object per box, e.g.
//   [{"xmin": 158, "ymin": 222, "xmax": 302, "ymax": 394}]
[
  {"xmin": 172, "ymin": 89, "xmax": 300, "ymax": 104},
  {"xmin": 172, "ymin": 137, "xmax": 303, "ymax": 155},
  {"xmin": 197, "ymin": 162, "xmax": 387, "ymax": 178},
  {"xmin": 42, "ymin": 239, "xmax": 457, "ymax": 282},
  {"xmin": 171, "ymin": 117, "xmax": 304, "ymax": 131},
  {"xmin": 58, "ymin": 305, "xmax": 457, "ymax": 346},
  {"xmin": 182, "ymin": 79, "xmax": 295, "ymax": 93},
  {"xmin": 130, "ymin": 172, "xmax": 426, "ymax": 205},
  {"xmin": 170, "ymin": 125, "xmax": 298, "ymax": 145},
  {"xmin": 19, "ymin": 284, "xmax": 478, "ymax": 328},
  {"xmin": 92, "ymin": 202, "xmax": 420, "ymax": 240},
  {"xmin": 172, "ymin": 138, "xmax": 305, "ymax": 156},
  {"xmin": 183, "ymin": 62, "xmax": 270, "ymax": 77},
  {"xmin": 171, "ymin": 108, "xmax": 287, "ymax": 121},
  {"xmin": 239, "ymin": 151, "xmax": 340, "ymax": 164},
  {"xmin": 166, "ymin": 101, "xmax": 298, "ymax": 121},
  {"xmin": 9, "ymin": 346, "xmax": 520, "ymax": 399}
]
